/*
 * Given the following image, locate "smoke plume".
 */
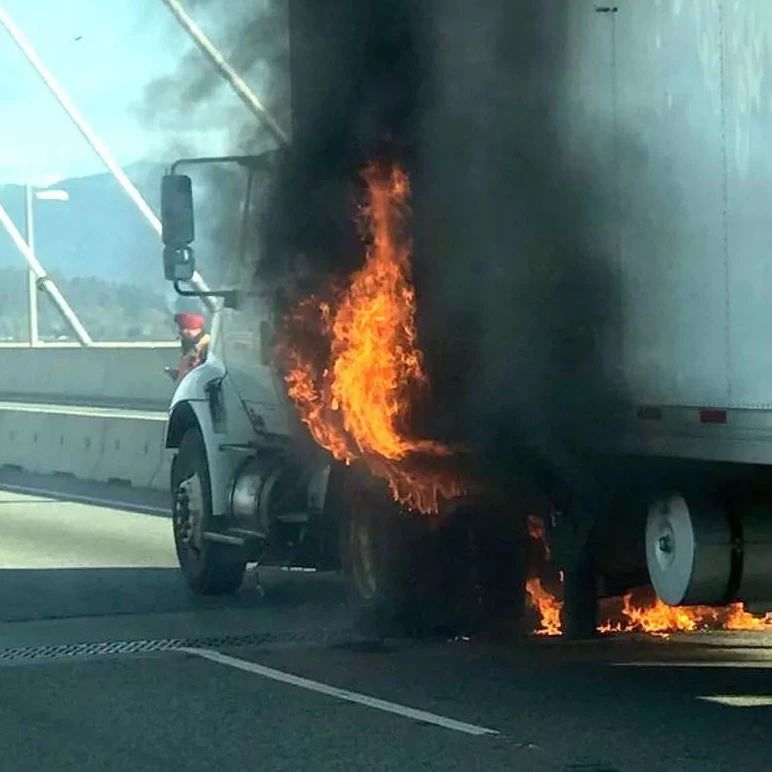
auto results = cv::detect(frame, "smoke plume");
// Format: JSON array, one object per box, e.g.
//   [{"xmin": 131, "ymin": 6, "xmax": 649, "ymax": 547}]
[
  {"xmin": 138, "ymin": 0, "xmax": 289, "ymax": 293},
  {"xmin": 146, "ymin": 0, "xmax": 632, "ymax": 543},
  {"xmin": 262, "ymin": 0, "xmax": 629, "ymax": 529}
]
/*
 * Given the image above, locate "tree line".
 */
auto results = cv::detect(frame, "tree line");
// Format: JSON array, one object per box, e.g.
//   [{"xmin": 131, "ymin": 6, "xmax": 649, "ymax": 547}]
[{"xmin": 0, "ymin": 268, "xmax": 176, "ymax": 342}]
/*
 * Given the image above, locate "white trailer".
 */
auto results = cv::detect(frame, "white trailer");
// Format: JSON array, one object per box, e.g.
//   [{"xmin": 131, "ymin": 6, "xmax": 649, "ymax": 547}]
[
  {"xmin": 159, "ymin": 154, "xmax": 523, "ymax": 636},
  {"xmin": 552, "ymin": 1, "xmax": 772, "ymax": 623}
]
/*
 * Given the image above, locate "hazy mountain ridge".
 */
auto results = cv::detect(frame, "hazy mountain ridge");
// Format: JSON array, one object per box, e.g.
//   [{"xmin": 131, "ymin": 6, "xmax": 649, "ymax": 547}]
[{"xmin": 0, "ymin": 162, "xmax": 165, "ymax": 287}]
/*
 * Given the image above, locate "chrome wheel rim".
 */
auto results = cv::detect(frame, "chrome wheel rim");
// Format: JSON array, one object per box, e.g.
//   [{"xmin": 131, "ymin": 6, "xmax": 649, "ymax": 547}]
[{"xmin": 175, "ymin": 473, "xmax": 205, "ymax": 554}]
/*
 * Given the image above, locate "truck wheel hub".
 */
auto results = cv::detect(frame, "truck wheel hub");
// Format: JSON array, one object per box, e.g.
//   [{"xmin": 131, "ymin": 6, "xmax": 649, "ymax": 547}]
[
  {"xmin": 176, "ymin": 474, "xmax": 205, "ymax": 552},
  {"xmin": 645, "ymin": 493, "xmax": 732, "ymax": 606}
]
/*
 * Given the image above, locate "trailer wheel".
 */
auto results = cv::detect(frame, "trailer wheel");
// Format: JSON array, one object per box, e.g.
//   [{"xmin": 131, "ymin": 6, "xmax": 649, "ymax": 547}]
[
  {"xmin": 172, "ymin": 428, "xmax": 246, "ymax": 595},
  {"xmin": 340, "ymin": 474, "xmax": 425, "ymax": 637}
]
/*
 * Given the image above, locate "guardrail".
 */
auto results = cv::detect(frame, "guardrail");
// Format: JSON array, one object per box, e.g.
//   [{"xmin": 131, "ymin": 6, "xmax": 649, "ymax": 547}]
[
  {"xmin": 0, "ymin": 344, "xmax": 177, "ymax": 491},
  {"xmin": 0, "ymin": 342, "xmax": 178, "ymax": 411}
]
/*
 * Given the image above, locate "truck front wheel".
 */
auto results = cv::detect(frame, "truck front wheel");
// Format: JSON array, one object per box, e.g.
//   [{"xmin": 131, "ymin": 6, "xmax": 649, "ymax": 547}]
[{"xmin": 171, "ymin": 427, "xmax": 246, "ymax": 595}]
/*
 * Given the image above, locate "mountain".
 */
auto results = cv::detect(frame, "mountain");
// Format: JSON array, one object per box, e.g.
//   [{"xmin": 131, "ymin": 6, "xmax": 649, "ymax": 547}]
[
  {"xmin": 0, "ymin": 161, "xmax": 247, "ymax": 341},
  {"xmin": 0, "ymin": 164, "xmax": 215, "ymax": 341},
  {"xmin": 0, "ymin": 162, "xmax": 166, "ymax": 288}
]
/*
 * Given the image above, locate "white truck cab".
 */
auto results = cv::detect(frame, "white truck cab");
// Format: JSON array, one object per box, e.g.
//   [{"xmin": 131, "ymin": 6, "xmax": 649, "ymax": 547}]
[{"xmin": 159, "ymin": 152, "xmax": 524, "ymax": 632}]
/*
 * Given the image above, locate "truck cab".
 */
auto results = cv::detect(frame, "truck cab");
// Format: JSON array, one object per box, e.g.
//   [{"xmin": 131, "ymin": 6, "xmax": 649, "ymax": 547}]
[
  {"xmin": 160, "ymin": 152, "xmax": 338, "ymax": 589},
  {"xmin": 158, "ymin": 151, "xmax": 527, "ymax": 635}
]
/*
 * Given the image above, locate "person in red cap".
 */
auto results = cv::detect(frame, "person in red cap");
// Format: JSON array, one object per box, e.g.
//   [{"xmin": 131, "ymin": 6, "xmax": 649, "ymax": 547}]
[{"xmin": 166, "ymin": 312, "xmax": 210, "ymax": 383}]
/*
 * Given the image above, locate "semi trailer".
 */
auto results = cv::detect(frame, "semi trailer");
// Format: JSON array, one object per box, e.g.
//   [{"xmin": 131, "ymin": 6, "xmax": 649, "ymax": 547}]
[{"xmin": 159, "ymin": 0, "xmax": 772, "ymax": 638}]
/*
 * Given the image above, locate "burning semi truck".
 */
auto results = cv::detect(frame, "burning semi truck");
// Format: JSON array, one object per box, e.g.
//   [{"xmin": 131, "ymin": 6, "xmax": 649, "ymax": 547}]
[{"xmin": 159, "ymin": 0, "xmax": 772, "ymax": 638}]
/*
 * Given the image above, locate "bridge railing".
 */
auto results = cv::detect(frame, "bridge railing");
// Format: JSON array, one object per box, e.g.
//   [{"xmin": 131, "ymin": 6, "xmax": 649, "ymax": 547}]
[
  {"xmin": 0, "ymin": 342, "xmax": 178, "ymax": 411},
  {"xmin": 0, "ymin": 343, "xmax": 179, "ymax": 492}
]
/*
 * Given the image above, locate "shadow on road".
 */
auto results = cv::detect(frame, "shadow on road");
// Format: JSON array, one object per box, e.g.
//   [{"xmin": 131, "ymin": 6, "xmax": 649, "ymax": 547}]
[
  {"xmin": 296, "ymin": 633, "xmax": 772, "ymax": 771},
  {"xmin": 0, "ymin": 566, "xmax": 346, "ymax": 623}
]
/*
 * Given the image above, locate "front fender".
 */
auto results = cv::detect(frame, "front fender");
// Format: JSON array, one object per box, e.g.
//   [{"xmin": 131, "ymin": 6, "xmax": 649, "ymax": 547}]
[
  {"xmin": 165, "ymin": 354, "xmax": 226, "ymax": 451},
  {"xmin": 171, "ymin": 354, "xmax": 227, "ymax": 407},
  {"xmin": 165, "ymin": 355, "xmax": 257, "ymax": 518}
]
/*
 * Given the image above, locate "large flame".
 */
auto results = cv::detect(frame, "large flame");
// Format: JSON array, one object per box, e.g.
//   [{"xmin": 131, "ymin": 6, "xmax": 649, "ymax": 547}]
[
  {"xmin": 280, "ymin": 163, "xmax": 463, "ymax": 513},
  {"xmin": 525, "ymin": 514, "xmax": 772, "ymax": 637}
]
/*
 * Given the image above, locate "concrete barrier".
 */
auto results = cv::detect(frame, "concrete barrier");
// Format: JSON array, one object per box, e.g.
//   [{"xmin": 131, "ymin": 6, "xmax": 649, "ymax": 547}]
[
  {"xmin": 0, "ymin": 404, "xmax": 170, "ymax": 491},
  {"xmin": 0, "ymin": 343, "xmax": 178, "ymax": 411}
]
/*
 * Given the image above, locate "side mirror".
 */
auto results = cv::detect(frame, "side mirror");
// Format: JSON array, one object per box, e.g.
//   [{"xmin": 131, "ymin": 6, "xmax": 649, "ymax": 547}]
[
  {"xmin": 163, "ymin": 245, "xmax": 196, "ymax": 282},
  {"xmin": 161, "ymin": 174, "xmax": 195, "ymax": 246},
  {"xmin": 161, "ymin": 174, "xmax": 196, "ymax": 282}
]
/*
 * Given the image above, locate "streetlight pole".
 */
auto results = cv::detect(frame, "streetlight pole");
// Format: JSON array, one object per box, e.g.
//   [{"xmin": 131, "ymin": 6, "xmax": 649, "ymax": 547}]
[
  {"xmin": 23, "ymin": 185, "xmax": 39, "ymax": 346},
  {"xmin": 0, "ymin": 191, "xmax": 92, "ymax": 346}
]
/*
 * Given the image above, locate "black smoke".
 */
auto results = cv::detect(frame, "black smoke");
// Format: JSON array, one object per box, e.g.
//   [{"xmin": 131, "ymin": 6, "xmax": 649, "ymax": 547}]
[
  {"xmin": 264, "ymin": 0, "xmax": 629, "ymax": 535},
  {"xmin": 139, "ymin": 0, "xmax": 290, "ymax": 153},
  {"xmin": 137, "ymin": 0, "xmax": 292, "ymax": 316},
  {"xmin": 146, "ymin": 0, "xmax": 631, "ymax": 548}
]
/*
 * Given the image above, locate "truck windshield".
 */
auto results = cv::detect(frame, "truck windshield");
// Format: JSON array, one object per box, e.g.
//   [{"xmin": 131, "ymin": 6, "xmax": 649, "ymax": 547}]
[
  {"xmin": 180, "ymin": 163, "xmax": 250, "ymax": 289},
  {"xmin": 181, "ymin": 153, "xmax": 280, "ymax": 291}
]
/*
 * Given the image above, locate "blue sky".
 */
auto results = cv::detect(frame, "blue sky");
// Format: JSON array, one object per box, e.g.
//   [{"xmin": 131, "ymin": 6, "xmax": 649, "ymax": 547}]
[{"xmin": 0, "ymin": 0, "xmax": 282, "ymax": 184}]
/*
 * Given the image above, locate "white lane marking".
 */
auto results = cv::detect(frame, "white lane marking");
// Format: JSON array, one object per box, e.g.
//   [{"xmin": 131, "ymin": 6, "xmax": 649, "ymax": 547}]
[
  {"xmin": 0, "ymin": 483, "xmax": 168, "ymax": 516},
  {"xmin": 698, "ymin": 695, "xmax": 772, "ymax": 707},
  {"xmin": 182, "ymin": 647, "xmax": 499, "ymax": 737}
]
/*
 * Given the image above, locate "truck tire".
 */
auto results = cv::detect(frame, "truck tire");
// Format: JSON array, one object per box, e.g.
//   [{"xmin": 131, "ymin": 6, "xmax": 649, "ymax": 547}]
[
  {"xmin": 475, "ymin": 512, "xmax": 528, "ymax": 629},
  {"xmin": 171, "ymin": 427, "xmax": 246, "ymax": 595},
  {"xmin": 340, "ymin": 476, "xmax": 527, "ymax": 638},
  {"xmin": 340, "ymin": 473, "xmax": 426, "ymax": 637},
  {"xmin": 437, "ymin": 509, "xmax": 527, "ymax": 635}
]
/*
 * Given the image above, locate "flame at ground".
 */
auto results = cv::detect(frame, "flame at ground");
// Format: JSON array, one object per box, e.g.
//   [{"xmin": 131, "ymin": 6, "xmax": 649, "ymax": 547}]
[
  {"xmin": 527, "ymin": 575, "xmax": 772, "ymax": 638},
  {"xmin": 597, "ymin": 596, "xmax": 772, "ymax": 637},
  {"xmin": 526, "ymin": 578, "xmax": 563, "ymax": 636},
  {"xmin": 280, "ymin": 163, "xmax": 463, "ymax": 513},
  {"xmin": 524, "ymin": 514, "xmax": 772, "ymax": 636}
]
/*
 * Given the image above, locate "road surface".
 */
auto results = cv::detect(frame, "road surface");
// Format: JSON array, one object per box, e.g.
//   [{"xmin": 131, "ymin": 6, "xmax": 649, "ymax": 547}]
[{"xmin": 0, "ymin": 475, "xmax": 770, "ymax": 771}]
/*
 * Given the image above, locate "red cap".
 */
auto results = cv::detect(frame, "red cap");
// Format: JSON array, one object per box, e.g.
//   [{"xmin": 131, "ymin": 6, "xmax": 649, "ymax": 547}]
[{"xmin": 175, "ymin": 312, "xmax": 205, "ymax": 330}]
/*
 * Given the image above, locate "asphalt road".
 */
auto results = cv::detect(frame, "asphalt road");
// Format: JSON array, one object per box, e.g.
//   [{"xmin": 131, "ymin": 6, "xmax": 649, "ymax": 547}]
[{"xmin": 0, "ymin": 477, "xmax": 771, "ymax": 771}]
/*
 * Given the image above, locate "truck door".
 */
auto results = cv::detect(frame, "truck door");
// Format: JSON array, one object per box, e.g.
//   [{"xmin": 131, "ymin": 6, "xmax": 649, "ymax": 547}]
[
  {"xmin": 219, "ymin": 284, "xmax": 293, "ymax": 438},
  {"xmin": 214, "ymin": 156, "xmax": 296, "ymax": 439}
]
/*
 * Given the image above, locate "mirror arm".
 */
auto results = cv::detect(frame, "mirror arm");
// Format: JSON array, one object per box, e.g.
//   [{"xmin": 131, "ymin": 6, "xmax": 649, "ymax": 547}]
[{"xmin": 173, "ymin": 281, "xmax": 238, "ymax": 309}]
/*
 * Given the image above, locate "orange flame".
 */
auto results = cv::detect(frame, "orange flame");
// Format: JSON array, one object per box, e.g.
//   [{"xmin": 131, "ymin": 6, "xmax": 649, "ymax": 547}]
[
  {"xmin": 723, "ymin": 603, "xmax": 772, "ymax": 630},
  {"xmin": 597, "ymin": 596, "xmax": 713, "ymax": 637},
  {"xmin": 525, "ymin": 514, "xmax": 563, "ymax": 634},
  {"xmin": 526, "ymin": 577, "xmax": 772, "ymax": 639},
  {"xmin": 597, "ymin": 596, "xmax": 772, "ymax": 638},
  {"xmin": 280, "ymin": 163, "xmax": 463, "ymax": 513},
  {"xmin": 524, "ymin": 514, "xmax": 772, "ymax": 637},
  {"xmin": 526, "ymin": 577, "xmax": 563, "ymax": 636}
]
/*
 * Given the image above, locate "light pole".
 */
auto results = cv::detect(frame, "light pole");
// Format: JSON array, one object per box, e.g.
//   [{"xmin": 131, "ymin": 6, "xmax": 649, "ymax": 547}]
[{"xmin": 23, "ymin": 185, "xmax": 70, "ymax": 346}]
